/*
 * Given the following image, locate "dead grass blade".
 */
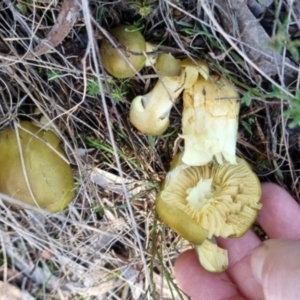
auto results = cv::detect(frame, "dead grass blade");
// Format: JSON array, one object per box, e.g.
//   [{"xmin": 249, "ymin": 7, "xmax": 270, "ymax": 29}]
[{"xmin": 29, "ymin": 0, "xmax": 81, "ymax": 58}]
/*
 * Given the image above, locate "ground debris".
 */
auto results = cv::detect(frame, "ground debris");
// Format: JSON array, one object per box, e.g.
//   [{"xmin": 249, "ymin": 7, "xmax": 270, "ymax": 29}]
[
  {"xmin": 0, "ymin": 281, "xmax": 34, "ymax": 300},
  {"xmin": 212, "ymin": 0, "xmax": 298, "ymax": 84},
  {"xmin": 30, "ymin": 0, "xmax": 81, "ymax": 57}
]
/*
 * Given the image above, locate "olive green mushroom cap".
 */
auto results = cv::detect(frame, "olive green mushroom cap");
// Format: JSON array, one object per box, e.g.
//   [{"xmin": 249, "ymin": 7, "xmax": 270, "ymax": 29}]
[
  {"xmin": 0, "ymin": 121, "xmax": 75, "ymax": 212},
  {"xmin": 156, "ymin": 152, "xmax": 262, "ymax": 271},
  {"xmin": 100, "ymin": 25, "xmax": 146, "ymax": 79}
]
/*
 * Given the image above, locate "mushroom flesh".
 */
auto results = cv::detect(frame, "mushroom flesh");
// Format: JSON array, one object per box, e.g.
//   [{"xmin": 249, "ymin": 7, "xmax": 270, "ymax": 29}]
[{"xmin": 181, "ymin": 74, "xmax": 240, "ymax": 166}]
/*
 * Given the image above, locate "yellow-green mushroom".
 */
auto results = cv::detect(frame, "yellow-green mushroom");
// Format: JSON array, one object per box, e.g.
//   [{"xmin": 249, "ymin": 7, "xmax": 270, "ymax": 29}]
[
  {"xmin": 156, "ymin": 152, "xmax": 262, "ymax": 272},
  {"xmin": 129, "ymin": 55, "xmax": 209, "ymax": 135},
  {"xmin": 100, "ymin": 25, "xmax": 147, "ymax": 79},
  {"xmin": 0, "ymin": 121, "xmax": 75, "ymax": 212}
]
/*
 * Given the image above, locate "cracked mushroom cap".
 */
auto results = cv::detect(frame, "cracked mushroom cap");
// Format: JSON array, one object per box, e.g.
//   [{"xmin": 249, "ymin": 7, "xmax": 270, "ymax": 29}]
[{"xmin": 156, "ymin": 153, "xmax": 261, "ymax": 271}]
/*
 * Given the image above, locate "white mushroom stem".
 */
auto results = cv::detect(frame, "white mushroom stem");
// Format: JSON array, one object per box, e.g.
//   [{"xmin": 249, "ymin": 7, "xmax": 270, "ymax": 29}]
[{"xmin": 144, "ymin": 42, "xmax": 158, "ymax": 67}]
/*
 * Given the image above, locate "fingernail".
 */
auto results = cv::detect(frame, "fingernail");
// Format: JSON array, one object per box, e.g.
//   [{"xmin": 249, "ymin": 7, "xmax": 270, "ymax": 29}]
[{"xmin": 251, "ymin": 243, "xmax": 269, "ymax": 284}]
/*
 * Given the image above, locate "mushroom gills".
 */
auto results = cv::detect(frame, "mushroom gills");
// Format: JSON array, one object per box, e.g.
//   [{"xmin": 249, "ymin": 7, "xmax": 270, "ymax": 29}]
[{"xmin": 155, "ymin": 152, "xmax": 262, "ymax": 271}]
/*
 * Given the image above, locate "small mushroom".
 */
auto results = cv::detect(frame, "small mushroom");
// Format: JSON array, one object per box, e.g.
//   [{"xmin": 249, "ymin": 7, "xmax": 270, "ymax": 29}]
[
  {"xmin": 0, "ymin": 121, "xmax": 75, "ymax": 212},
  {"xmin": 100, "ymin": 25, "xmax": 147, "ymax": 79},
  {"xmin": 129, "ymin": 55, "xmax": 209, "ymax": 135},
  {"xmin": 181, "ymin": 74, "xmax": 240, "ymax": 166},
  {"xmin": 155, "ymin": 152, "xmax": 262, "ymax": 272}
]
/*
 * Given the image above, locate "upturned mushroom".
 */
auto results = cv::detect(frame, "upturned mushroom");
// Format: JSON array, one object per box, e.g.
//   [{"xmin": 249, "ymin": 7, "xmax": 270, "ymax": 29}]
[
  {"xmin": 100, "ymin": 25, "xmax": 147, "ymax": 79},
  {"xmin": 129, "ymin": 55, "xmax": 209, "ymax": 135},
  {"xmin": 0, "ymin": 121, "xmax": 75, "ymax": 212},
  {"xmin": 181, "ymin": 74, "xmax": 240, "ymax": 166},
  {"xmin": 155, "ymin": 152, "xmax": 262, "ymax": 272}
]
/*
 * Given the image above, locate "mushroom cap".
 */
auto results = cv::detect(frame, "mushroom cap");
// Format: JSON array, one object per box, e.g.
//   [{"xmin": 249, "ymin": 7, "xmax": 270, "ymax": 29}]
[
  {"xmin": 156, "ymin": 152, "xmax": 262, "ymax": 241},
  {"xmin": 0, "ymin": 121, "xmax": 75, "ymax": 212},
  {"xmin": 100, "ymin": 25, "xmax": 146, "ymax": 79},
  {"xmin": 156, "ymin": 53, "xmax": 181, "ymax": 77},
  {"xmin": 181, "ymin": 74, "xmax": 240, "ymax": 166},
  {"xmin": 129, "ymin": 95, "xmax": 170, "ymax": 135}
]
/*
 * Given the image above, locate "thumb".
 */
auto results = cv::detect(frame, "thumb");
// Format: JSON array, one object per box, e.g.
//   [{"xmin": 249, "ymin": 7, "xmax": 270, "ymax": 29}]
[{"xmin": 251, "ymin": 239, "xmax": 300, "ymax": 300}]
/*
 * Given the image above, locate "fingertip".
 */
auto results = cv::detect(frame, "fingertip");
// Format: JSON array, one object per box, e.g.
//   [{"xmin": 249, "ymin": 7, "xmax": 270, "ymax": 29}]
[
  {"xmin": 174, "ymin": 249, "xmax": 241, "ymax": 299},
  {"xmin": 250, "ymin": 239, "xmax": 300, "ymax": 299},
  {"xmin": 261, "ymin": 182, "xmax": 290, "ymax": 201},
  {"xmin": 259, "ymin": 183, "xmax": 300, "ymax": 239}
]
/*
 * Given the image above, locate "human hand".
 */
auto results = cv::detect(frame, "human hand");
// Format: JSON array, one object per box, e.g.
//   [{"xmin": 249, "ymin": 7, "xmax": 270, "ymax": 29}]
[{"xmin": 174, "ymin": 183, "xmax": 300, "ymax": 300}]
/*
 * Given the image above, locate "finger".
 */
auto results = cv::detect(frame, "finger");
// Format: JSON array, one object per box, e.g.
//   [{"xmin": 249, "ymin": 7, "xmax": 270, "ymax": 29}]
[
  {"xmin": 174, "ymin": 249, "xmax": 245, "ymax": 300},
  {"xmin": 257, "ymin": 182, "xmax": 300, "ymax": 239},
  {"xmin": 251, "ymin": 239, "xmax": 300, "ymax": 300},
  {"xmin": 217, "ymin": 231, "xmax": 264, "ymax": 300},
  {"xmin": 216, "ymin": 182, "xmax": 300, "ymax": 298},
  {"xmin": 174, "ymin": 182, "xmax": 298, "ymax": 300}
]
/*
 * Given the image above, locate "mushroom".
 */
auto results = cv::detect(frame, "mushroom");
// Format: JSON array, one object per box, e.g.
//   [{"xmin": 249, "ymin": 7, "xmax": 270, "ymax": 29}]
[
  {"xmin": 129, "ymin": 55, "xmax": 209, "ymax": 135},
  {"xmin": 155, "ymin": 152, "xmax": 262, "ymax": 272},
  {"xmin": 0, "ymin": 121, "xmax": 75, "ymax": 212},
  {"xmin": 100, "ymin": 25, "xmax": 147, "ymax": 79},
  {"xmin": 194, "ymin": 238, "xmax": 228, "ymax": 273},
  {"xmin": 181, "ymin": 74, "xmax": 240, "ymax": 166}
]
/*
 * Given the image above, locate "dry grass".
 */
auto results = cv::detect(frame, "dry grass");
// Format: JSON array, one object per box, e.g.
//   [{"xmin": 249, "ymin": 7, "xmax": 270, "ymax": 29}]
[{"xmin": 0, "ymin": 0, "xmax": 300, "ymax": 299}]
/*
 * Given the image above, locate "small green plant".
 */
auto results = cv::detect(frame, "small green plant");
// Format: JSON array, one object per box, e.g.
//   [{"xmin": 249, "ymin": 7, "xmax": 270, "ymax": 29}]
[
  {"xmin": 268, "ymin": 85, "xmax": 300, "ymax": 128},
  {"xmin": 240, "ymin": 87, "xmax": 262, "ymax": 106},
  {"xmin": 129, "ymin": 0, "xmax": 155, "ymax": 17},
  {"xmin": 256, "ymin": 158, "xmax": 269, "ymax": 171},
  {"xmin": 108, "ymin": 78, "xmax": 130, "ymax": 104},
  {"xmin": 241, "ymin": 117, "xmax": 255, "ymax": 135},
  {"xmin": 16, "ymin": 2, "xmax": 27, "ymax": 14},
  {"xmin": 147, "ymin": 135, "xmax": 156, "ymax": 149},
  {"xmin": 267, "ymin": 13, "xmax": 300, "ymax": 62},
  {"xmin": 47, "ymin": 69, "xmax": 61, "ymax": 83},
  {"xmin": 87, "ymin": 77, "xmax": 102, "ymax": 97},
  {"xmin": 284, "ymin": 89, "xmax": 300, "ymax": 128},
  {"xmin": 86, "ymin": 136, "xmax": 138, "ymax": 167}
]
